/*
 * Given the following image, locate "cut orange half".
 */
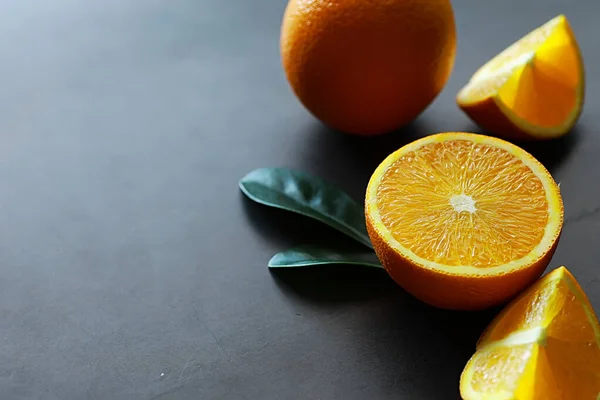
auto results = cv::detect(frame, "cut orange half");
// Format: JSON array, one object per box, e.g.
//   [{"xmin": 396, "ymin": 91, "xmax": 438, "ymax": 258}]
[
  {"xmin": 365, "ymin": 132, "xmax": 563, "ymax": 310},
  {"xmin": 460, "ymin": 267, "xmax": 600, "ymax": 399},
  {"xmin": 457, "ymin": 15, "xmax": 585, "ymax": 140}
]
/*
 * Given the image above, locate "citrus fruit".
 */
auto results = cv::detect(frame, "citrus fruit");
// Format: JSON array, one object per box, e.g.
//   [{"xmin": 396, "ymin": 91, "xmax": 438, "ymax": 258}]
[
  {"xmin": 457, "ymin": 15, "xmax": 585, "ymax": 140},
  {"xmin": 280, "ymin": 0, "xmax": 457, "ymax": 135},
  {"xmin": 460, "ymin": 266, "xmax": 600, "ymax": 399},
  {"xmin": 365, "ymin": 132, "xmax": 563, "ymax": 310}
]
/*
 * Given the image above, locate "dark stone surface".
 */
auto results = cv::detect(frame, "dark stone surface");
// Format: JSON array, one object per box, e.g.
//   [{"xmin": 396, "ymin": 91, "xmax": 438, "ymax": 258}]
[{"xmin": 0, "ymin": 1, "xmax": 597, "ymax": 399}]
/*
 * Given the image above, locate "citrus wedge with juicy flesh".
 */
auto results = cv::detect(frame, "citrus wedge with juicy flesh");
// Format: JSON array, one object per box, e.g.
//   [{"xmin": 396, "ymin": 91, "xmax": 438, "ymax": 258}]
[
  {"xmin": 365, "ymin": 132, "xmax": 563, "ymax": 310},
  {"xmin": 457, "ymin": 15, "xmax": 584, "ymax": 140},
  {"xmin": 460, "ymin": 266, "xmax": 600, "ymax": 400}
]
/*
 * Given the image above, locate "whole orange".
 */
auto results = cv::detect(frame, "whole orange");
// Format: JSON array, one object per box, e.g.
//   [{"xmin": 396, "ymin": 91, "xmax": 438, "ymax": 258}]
[{"xmin": 280, "ymin": 0, "xmax": 457, "ymax": 135}]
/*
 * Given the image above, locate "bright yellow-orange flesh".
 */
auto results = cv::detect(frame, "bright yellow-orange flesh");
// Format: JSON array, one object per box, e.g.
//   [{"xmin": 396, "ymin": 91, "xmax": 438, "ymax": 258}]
[
  {"xmin": 460, "ymin": 267, "xmax": 600, "ymax": 399},
  {"xmin": 377, "ymin": 140, "xmax": 548, "ymax": 268},
  {"xmin": 365, "ymin": 132, "xmax": 563, "ymax": 310},
  {"xmin": 457, "ymin": 15, "xmax": 584, "ymax": 139}
]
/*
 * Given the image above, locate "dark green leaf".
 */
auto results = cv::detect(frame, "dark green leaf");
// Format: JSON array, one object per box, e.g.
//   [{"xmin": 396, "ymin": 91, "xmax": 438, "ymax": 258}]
[
  {"xmin": 268, "ymin": 245, "xmax": 383, "ymax": 269},
  {"xmin": 239, "ymin": 168, "xmax": 372, "ymax": 249}
]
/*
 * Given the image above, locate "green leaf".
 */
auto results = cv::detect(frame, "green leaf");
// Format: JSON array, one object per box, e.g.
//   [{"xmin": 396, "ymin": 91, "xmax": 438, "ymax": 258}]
[
  {"xmin": 240, "ymin": 168, "xmax": 373, "ymax": 249},
  {"xmin": 268, "ymin": 246, "xmax": 383, "ymax": 269}
]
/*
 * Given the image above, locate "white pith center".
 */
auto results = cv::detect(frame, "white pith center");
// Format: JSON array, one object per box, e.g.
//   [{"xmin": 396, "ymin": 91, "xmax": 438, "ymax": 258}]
[{"xmin": 450, "ymin": 194, "xmax": 477, "ymax": 213}]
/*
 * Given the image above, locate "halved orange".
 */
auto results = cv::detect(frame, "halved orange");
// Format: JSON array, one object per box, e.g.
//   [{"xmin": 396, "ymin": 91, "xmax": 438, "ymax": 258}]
[
  {"xmin": 365, "ymin": 132, "xmax": 563, "ymax": 310},
  {"xmin": 460, "ymin": 267, "xmax": 600, "ymax": 399},
  {"xmin": 457, "ymin": 15, "xmax": 584, "ymax": 140}
]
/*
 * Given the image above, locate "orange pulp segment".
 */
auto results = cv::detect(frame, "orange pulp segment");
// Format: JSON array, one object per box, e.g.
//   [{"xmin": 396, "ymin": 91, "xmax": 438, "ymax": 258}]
[
  {"xmin": 365, "ymin": 132, "xmax": 563, "ymax": 310},
  {"xmin": 460, "ymin": 267, "xmax": 600, "ymax": 399},
  {"xmin": 457, "ymin": 15, "xmax": 584, "ymax": 139}
]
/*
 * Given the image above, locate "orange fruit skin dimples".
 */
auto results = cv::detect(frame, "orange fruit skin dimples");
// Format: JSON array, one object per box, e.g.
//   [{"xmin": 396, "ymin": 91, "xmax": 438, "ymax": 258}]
[
  {"xmin": 365, "ymin": 133, "xmax": 564, "ymax": 310},
  {"xmin": 280, "ymin": 0, "xmax": 457, "ymax": 135}
]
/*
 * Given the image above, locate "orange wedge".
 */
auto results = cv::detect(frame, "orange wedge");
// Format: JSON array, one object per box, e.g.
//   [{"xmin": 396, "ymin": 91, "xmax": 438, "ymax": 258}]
[
  {"xmin": 460, "ymin": 267, "xmax": 600, "ymax": 399},
  {"xmin": 365, "ymin": 132, "xmax": 563, "ymax": 310},
  {"xmin": 457, "ymin": 15, "xmax": 585, "ymax": 140}
]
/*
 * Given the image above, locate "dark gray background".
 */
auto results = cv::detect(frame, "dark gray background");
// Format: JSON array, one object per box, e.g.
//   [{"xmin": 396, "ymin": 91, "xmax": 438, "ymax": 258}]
[{"xmin": 0, "ymin": 1, "xmax": 597, "ymax": 399}]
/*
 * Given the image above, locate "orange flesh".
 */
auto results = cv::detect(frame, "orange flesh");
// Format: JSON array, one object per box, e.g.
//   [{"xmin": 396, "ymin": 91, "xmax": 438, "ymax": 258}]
[
  {"xmin": 499, "ymin": 36, "xmax": 579, "ymax": 128},
  {"xmin": 464, "ymin": 268, "xmax": 600, "ymax": 399},
  {"xmin": 376, "ymin": 140, "xmax": 549, "ymax": 268},
  {"xmin": 470, "ymin": 343, "xmax": 536, "ymax": 394},
  {"xmin": 460, "ymin": 15, "xmax": 582, "ymax": 131}
]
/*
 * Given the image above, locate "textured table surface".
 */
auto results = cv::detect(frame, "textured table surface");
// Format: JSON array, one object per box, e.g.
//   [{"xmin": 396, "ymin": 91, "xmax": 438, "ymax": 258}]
[{"xmin": 0, "ymin": 1, "xmax": 598, "ymax": 399}]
